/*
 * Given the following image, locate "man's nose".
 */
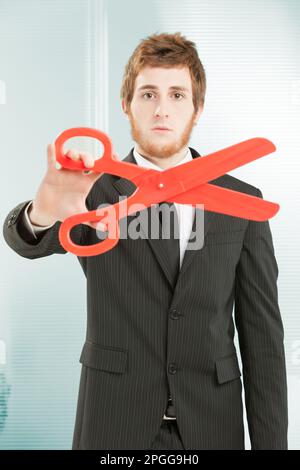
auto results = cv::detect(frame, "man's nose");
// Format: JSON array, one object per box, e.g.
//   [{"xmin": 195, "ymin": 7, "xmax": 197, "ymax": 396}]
[{"xmin": 154, "ymin": 99, "xmax": 170, "ymax": 117}]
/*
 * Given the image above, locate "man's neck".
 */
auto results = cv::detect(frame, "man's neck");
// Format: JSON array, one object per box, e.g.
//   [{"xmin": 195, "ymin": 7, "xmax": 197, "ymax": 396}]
[{"xmin": 136, "ymin": 146, "xmax": 189, "ymax": 170}]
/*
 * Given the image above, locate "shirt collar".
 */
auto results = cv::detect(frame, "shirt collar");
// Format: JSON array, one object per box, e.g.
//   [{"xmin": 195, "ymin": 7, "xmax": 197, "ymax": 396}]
[{"xmin": 133, "ymin": 146, "xmax": 193, "ymax": 171}]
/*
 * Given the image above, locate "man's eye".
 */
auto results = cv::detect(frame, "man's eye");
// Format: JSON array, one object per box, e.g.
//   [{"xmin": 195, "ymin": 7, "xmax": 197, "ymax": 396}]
[
  {"xmin": 174, "ymin": 93, "xmax": 184, "ymax": 99},
  {"xmin": 142, "ymin": 92, "xmax": 184, "ymax": 99},
  {"xmin": 142, "ymin": 92, "xmax": 153, "ymax": 99}
]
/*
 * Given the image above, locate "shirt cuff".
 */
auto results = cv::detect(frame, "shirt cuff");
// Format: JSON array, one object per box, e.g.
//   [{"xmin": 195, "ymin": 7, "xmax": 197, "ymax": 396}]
[{"xmin": 23, "ymin": 201, "xmax": 56, "ymax": 239}]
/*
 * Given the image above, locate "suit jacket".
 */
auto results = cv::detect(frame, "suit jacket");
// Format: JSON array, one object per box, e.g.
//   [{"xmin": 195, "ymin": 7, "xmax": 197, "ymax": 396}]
[{"xmin": 3, "ymin": 146, "xmax": 288, "ymax": 450}]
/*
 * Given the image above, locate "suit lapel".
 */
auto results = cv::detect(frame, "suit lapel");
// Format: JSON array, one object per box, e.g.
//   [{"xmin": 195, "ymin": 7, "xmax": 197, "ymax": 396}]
[
  {"xmin": 113, "ymin": 151, "xmax": 176, "ymax": 288},
  {"xmin": 113, "ymin": 147, "xmax": 218, "ymax": 289}
]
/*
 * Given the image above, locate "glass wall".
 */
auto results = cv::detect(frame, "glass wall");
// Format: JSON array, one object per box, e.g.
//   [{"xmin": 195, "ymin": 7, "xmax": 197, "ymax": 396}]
[{"xmin": 1, "ymin": 0, "xmax": 299, "ymax": 449}]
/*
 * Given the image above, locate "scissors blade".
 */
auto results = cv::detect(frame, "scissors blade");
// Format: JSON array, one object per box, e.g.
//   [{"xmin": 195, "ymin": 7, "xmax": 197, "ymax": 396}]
[
  {"xmin": 156, "ymin": 137, "xmax": 276, "ymax": 194},
  {"xmin": 120, "ymin": 137, "xmax": 277, "ymax": 222},
  {"xmin": 168, "ymin": 183, "xmax": 279, "ymax": 221}
]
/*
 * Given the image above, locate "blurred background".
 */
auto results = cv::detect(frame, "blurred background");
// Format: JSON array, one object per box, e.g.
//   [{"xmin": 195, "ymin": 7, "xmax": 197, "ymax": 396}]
[{"xmin": 0, "ymin": 0, "xmax": 299, "ymax": 449}]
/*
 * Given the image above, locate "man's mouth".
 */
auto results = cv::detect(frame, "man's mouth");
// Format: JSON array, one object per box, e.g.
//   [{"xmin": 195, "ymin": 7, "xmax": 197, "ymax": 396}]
[{"xmin": 152, "ymin": 127, "xmax": 172, "ymax": 132}]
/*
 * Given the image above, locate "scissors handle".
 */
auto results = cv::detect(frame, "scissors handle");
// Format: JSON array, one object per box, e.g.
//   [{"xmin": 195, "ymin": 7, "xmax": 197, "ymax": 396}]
[
  {"xmin": 55, "ymin": 127, "xmax": 156, "ymax": 256},
  {"xmin": 58, "ymin": 208, "xmax": 120, "ymax": 257},
  {"xmin": 55, "ymin": 127, "xmax": 145, "ymax": 180},
  {"xmin": 58, "ymin": 158, "xmax": 187, "ymax": 255},
  {"xmin": 58, "ymin": 189, "xmax": 152, "ymax": 257},
  {"xmin": 55, "ymin": 127, "xmax": 113, "ymax": 170}
]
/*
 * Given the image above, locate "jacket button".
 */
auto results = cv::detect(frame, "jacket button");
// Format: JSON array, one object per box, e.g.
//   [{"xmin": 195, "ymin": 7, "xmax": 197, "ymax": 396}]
[
  {"xmin": 169, "ymin": 308, "xmax": 181, "ymax": 320},
  {"xmin": 168, "ymin": 363, "xmax": 177, "ymax": 374}
]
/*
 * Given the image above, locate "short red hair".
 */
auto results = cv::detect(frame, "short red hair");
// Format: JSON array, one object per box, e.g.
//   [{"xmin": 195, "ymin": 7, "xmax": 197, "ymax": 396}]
[{"xmin": 120, "ymin": 31, "xmax": 206, "ymax": 114}]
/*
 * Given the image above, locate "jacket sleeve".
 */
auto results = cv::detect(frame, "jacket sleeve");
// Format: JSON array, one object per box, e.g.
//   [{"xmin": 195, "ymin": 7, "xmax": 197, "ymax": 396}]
[
  {"xmin": 2, "ymin": 200, "xmax": 83, "ymax": 259},
  {"xmin": 234, "ymin": 187, "xmax": 288, "ymax": 449},
  {"xmin": 23, "ymin": 200, "xmax": 56, "ymax": 238}
]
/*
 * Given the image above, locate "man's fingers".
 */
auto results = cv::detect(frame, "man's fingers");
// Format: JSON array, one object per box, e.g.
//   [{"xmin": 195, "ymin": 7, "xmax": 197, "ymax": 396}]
[
  {"xmin": 81, "ymin": 151, "xmax": 95, "ymax": 175},
  {"xmin": 60, "ymin": 149, "xmax": 94, "ymax": 175},
  {"xmin": 48, "ymin": 146, "xmax": 120, "ymax": 176},
  {"xmin": 82, "ymin": 152, "xmax": 120, "ymax": 178},
  {"xmin": 65, "ymin": 149, "xmax": 81, "ymax": 161},
  {"xmin": 79, "ymin": 151, "xmax": 94, "ymax": 168}
]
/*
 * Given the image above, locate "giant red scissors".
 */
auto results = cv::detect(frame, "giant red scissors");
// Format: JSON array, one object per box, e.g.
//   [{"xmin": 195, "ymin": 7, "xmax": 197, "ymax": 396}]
[{"xmin": 55, "ymin": 127, "xmax": 279, "ymax": 257}]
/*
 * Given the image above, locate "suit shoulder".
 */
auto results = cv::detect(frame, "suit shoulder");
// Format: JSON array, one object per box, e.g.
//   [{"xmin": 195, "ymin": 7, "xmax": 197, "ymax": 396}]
[{"xmin": 211, "ymin": 173, "xmax": 260, "ymax": 196}]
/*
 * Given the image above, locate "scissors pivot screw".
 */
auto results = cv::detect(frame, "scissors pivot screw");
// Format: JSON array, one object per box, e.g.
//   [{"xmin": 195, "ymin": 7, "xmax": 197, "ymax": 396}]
[{"xmin": 158, "ymin": 183, "xmax": 165, "ymax": 189}]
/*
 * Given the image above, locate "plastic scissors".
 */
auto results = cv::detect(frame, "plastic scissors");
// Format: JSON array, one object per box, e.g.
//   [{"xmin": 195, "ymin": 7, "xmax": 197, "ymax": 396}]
[{"xmin": 55, "ymin": 127, "xmax": 279, "ymax": 257}]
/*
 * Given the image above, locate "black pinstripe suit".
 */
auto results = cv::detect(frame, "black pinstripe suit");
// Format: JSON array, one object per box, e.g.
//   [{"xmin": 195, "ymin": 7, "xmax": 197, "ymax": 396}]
[{"xmin": 3, "ymin": 146, "xmax": 288, "ymax": 449}]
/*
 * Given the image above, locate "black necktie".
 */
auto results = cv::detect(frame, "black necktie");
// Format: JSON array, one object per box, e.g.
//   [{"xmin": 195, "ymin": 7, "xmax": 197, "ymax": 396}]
[{"xmin": 157, "ymin": 201, "xmax": 180, "ymax": 286}]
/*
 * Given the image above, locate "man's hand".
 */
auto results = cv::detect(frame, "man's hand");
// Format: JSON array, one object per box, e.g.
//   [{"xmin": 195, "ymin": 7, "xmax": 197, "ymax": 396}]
[{"xmin": 29, "ymin": 144, "xmax": 119, "ymax": 230}]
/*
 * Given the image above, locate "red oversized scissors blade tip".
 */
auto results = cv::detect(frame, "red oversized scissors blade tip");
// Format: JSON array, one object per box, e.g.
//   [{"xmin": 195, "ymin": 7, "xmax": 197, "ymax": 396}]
[{"xmin": 256, "ymin": 137, "xmax": 276, "ymax": 152}]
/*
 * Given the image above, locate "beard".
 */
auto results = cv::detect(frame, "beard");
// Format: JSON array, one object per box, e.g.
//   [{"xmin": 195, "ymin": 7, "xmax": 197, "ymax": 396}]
[{"xmin": 127, "ymin": 109, "xmax": 196, "ymax": 159}]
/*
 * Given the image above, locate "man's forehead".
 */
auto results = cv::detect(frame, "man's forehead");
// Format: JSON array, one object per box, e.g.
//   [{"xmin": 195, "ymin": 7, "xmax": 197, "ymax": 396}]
[{"xmin": 135, "ymin": 66, "xmax": 192, "ymax": 92}]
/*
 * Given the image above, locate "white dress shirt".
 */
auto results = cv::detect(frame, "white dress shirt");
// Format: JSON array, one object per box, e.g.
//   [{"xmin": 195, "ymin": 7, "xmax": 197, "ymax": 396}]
[
  {"xmin": 23, "ymin": 200, "xmax": 55, "ymax": 238},
  {"xmin": 23, "ymin": 147, "xmax": 195, "ymax": 269}
]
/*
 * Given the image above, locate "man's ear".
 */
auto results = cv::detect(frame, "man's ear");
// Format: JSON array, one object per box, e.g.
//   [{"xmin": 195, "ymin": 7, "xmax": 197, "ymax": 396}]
[
  {"xmin": 194, "ymin": 104, "xmax": 204, "ymax": 125},
  {"xmin": 121, "ymin": 99, "xmax": 129, "ymax": 120}
]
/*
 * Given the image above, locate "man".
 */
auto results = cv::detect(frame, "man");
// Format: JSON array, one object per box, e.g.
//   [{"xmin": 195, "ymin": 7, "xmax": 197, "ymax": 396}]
[{"xmin": 3, "ymin": 32, "xmax": 288, "ymax": 450}]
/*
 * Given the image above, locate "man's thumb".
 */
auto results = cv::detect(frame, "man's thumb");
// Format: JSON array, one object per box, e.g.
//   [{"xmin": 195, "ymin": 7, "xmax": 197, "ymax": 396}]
[
  {"xmin": 47, "ymin": 143, "xmax": 60, "ymax": 169},
  {"xmin": 83, "ymin": 152, "xmax": 120, "ymax": 180}
]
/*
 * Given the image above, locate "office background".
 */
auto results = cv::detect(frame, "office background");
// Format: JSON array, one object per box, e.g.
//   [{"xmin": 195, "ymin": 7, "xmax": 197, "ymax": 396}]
[{"xmin": 0, "ymin": 0, "xmax": 299, "ymax": 449}]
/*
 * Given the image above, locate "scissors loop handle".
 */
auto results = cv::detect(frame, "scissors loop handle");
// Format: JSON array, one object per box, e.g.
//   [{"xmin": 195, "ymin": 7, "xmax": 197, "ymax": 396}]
[
  {"xmin": 54, "ymin": 127, "xmax": 155, "ymax": 256},
  {"xmin": 55, "ymin": 126, "xmax": 149, "ymax": 181},
  {"xmin": 55, "ymin": 127, "xmax": 116, "ymax": 172},
  {"xmin": 58, "ymin": 208, "xmax": 120, "ymax": 257}
]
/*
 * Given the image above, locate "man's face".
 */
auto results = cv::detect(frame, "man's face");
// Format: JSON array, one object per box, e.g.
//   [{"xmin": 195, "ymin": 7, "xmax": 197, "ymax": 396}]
[{"xmin": 122, "ymin": 66, "xmax": 203, "ymax": 160}]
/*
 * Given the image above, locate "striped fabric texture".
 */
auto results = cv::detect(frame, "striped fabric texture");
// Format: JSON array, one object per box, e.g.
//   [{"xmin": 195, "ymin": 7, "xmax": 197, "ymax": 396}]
[{"xmin": 3, "ymin": 147, "xmax": 288, "ymax": 449}]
